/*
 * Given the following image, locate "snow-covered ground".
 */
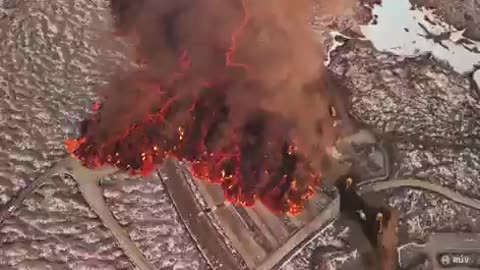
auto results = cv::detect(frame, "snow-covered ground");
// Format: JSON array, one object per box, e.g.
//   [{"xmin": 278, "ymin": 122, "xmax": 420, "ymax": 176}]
[
  {"xmin": 0, "ymin": 0, "xmax": 206, "ymax": 269},
  {"xmin": 285, "ymin": 0, "xmax": 480, "ymax": 268}
]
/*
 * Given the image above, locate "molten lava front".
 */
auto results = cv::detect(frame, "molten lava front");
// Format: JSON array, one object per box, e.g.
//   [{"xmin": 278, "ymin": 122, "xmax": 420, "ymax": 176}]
[
  {"xmin": 66, "ymin": 0, "xmax": 342, "ymax": 215},
  {"xmin": 66, "ymin": 83, "xmax": 319, "ymax": 215}
]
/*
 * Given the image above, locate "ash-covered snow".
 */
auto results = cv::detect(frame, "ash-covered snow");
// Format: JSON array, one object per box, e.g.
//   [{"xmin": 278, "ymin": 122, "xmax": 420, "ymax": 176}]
[
  {"xmin": 281, "ymin": 1, "xmax": 480, "ymax": 269},
  {"xmin": 329, "ymin": 40, "xmax": 480, "ymax": 196},
  {"xmin": 0, "ymin": 174, "xmax": 135, "ymax": 269},
  {"xmin": 387, "ymin": 189, "xmax": 480, "ymax": 241},
  {"xmin": 0, "ymin": 0, "xmax": 130, "ymax": 204},
  {"xmin": 0, "ymin": 0, "xmax": 206, "ymax": 269},
  {"xmin": 2, "ymin": 0, "xmax": 480, "ymax": 268},
  {"xmin": 396, "ymin": 146, "xmax": 480, "ymax": 199},
  {"xmin": 282, "ymin": 223, "xmax": 357, "ymax": 270},
  {"xmin": 102, "ymin": 173, "xmax": 207, "ymax": 270},
  {"xmin": 320, "ymin": 5, "xmax": 480, "ymax": 267}
]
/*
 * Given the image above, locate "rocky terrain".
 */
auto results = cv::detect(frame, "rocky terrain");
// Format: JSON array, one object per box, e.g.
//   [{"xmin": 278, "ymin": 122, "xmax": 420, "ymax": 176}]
[
  {"xmin": 410, "ymin": 0, "xmax": 480, "ymax": 41},
  {"xmin": 331, "ymin": 40, "xmax": 480, "ymax": 197},
  {"xmin": 285, "ymin": 5, "xmax": 480, "ymax": 268},
  {"xmin": 0, "ymin": 0, "xmax": 205, "ymax": 269}
]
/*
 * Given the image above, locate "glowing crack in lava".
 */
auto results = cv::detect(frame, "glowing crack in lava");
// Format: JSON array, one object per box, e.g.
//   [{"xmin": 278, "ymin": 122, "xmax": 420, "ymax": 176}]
[{"xmin": 66, "ymin": 0, "xmax": 343, "ymax": 215}]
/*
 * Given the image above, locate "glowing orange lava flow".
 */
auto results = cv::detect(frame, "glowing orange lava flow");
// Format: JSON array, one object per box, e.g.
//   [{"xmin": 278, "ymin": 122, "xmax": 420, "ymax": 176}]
[
  {"xmin": 67, "ymin": 0, "xmax": 323, "ymax": 216},
  {"xmin": 66, "ymin": 85, "xmax": 320, "ymax": 215},
  {"xmin": 226, "ymin": 0, "xmax": 252, "ymax": 73}
]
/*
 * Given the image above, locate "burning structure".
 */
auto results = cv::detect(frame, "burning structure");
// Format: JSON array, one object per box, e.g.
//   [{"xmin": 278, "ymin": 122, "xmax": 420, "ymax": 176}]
[{"xmin": 66, "ymin": 0, "xmax": 353, "ymax": 215}]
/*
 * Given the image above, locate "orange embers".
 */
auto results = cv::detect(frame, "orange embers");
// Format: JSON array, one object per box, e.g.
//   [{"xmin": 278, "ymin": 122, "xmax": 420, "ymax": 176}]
[
  {"xmin": 65, "ymin": 137, "xmax": 86, "ymax": 154},
  {"xmin": 66, "ymin": 0, "xmax": 325, "ymax": 216},
  {"xmin": 66, "ymin": 131, "xmax": 319, "ymax": 216}
]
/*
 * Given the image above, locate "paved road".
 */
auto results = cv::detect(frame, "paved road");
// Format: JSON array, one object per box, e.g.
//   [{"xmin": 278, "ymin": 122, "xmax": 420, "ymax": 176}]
[{"xmin": 360, "ymin": 178, "xmax": 480, "ymax": 211}]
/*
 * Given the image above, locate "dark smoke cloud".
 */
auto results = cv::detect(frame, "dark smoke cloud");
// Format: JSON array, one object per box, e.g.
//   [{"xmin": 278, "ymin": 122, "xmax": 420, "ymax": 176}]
[{"xmin": 99, "ymin": 0, "xmax": 353, "ymax": 174}]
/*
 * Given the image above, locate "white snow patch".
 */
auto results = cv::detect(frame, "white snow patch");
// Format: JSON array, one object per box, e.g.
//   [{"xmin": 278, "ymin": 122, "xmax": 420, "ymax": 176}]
[{"xmin": 361, "ymin": 0, "xmax": 480, "ymax": 74}]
